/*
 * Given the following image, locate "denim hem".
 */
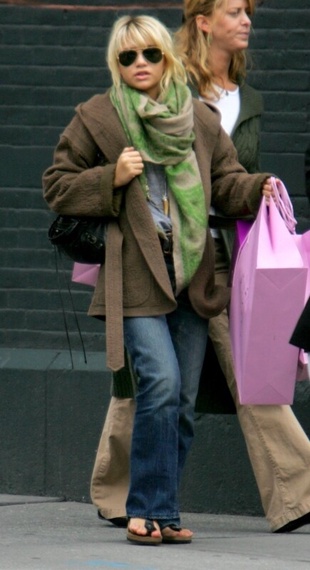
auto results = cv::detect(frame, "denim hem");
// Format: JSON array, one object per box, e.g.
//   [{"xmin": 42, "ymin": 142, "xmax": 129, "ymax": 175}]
[{"xmin": 127, "ymin": 513, "xmax": 180, "ymax": 522}]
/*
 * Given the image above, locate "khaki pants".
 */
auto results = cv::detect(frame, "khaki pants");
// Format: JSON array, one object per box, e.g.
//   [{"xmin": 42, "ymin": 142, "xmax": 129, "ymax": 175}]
[
  {"xmin": 90, "ymin": 397, "xmax": 136, "ymax": 520},
  {"xmin": 91, "ymin": 254, "xmax": 310, "ymax": 531},
  {"xmin": 209, "ymin": 273, "xmax": 310, "ymax": 531}
]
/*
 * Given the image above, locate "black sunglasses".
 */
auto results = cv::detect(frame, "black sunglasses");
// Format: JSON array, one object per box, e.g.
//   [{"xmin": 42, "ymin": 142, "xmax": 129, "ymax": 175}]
[{"xmin": 118, "ymin": 47, "xmax": 164, "ymax": 67}]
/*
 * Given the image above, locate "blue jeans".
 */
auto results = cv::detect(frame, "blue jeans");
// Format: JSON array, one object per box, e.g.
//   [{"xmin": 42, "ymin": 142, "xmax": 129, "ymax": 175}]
[{"xmin": 123, "ymin": 289, "xmax": 209, "ymax": 528}]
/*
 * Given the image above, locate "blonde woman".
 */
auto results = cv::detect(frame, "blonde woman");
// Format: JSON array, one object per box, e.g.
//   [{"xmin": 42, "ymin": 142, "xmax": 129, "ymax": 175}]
[{"xmin": 43, "ymin": 14, "xmax": 273, "ymax": 544}]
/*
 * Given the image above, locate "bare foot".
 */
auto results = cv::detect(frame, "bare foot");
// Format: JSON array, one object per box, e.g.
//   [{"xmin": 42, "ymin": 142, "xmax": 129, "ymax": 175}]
[
  {"xmin": 127, "ymin": 518, "xmax": 161, "ymax": 538},
  {"xmin": 161, "ymin": 525, "xmax": 193, "ymax": 543}
]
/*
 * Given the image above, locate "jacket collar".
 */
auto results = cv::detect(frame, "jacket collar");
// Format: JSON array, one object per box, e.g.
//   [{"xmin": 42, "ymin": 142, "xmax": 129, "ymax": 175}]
[
  {"xmin": 231, "ymin": 83, "xmax": 263, "ymax": 136},
  {"xmin": 76, "ymin": 91, "xmax": 128, "ymax": 162},
  {"xmin": 189, "ymin": 81, "xmax": 263, "ymax": 137}
]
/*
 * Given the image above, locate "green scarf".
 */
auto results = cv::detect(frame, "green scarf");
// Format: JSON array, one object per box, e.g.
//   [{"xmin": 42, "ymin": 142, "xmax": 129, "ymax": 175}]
[{"xmin": 110, "ymin": 80, "xmax": 207, "ymax": 293}]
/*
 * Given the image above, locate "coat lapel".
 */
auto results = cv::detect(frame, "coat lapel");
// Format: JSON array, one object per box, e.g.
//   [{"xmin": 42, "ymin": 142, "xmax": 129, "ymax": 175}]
[
  {"xmin": 78, "ymin": 91, "xmax": 176, "ymax": 303},
  {"xmin": 77, "ymin": 92, "xmax": 128, "ymax": 163}
]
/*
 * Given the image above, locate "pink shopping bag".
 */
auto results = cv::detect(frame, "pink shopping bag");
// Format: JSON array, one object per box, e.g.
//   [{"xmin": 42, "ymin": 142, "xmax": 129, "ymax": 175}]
[
  {"xmin": 71, "ymin": 262, "xmax": 100, "ymax": 287},
  {"xmin": 229, "ymin": 179, "xmax": 308, "ymax": 405},
  {"xmin": 235, "ymin": 219, "xmax": 253, "ymax": 253},
  {"xmin": 229, "ymin": 219, "xmax": 254, "ymax": 285}
]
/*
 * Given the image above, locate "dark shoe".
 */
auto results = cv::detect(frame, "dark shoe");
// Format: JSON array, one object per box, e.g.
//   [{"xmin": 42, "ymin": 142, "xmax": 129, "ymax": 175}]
[
  {"xmin": 97, "ymin": 510, "xmax": 127, "ymax": 528},
  {"xmin": 127, "ymin": 518, "xmax": 162, "ymax": 545},
  {"xmin": 274, "ymin": 512, "xmax": 310, "ymax": 533}
]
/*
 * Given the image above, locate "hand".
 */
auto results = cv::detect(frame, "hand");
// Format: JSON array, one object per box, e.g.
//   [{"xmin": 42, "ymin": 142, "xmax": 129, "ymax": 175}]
[
  {"xmin": 262, "ymin": 177, "xmax": 276, "ymax": 204},
  {"xmin": 113, "ymin": 147, "xmax": 144, "ymax": 188}
]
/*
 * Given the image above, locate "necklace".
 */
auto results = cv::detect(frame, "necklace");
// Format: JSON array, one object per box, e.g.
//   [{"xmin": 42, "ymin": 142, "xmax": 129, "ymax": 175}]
[
  {"xmin": 214, "ymin": 81, "xmax": 238, "ymax": 98},
  {"xmin": 162, "ymin": 181, "xmax": 169, "ymax": 216},
  {"xmin": 145, "ymin": 169, "xmax": 170, "ymax": 217},
  {"xmin": 218, "ymin": 86, "xmax": 229, "ymax": 98}
]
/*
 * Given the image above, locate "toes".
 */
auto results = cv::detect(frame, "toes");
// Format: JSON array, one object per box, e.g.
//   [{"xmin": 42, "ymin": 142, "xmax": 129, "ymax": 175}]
[
  {"xmin": 145, "ymin": 520, "xmax": 161, "ymax": 537},
  {"xmin": 161, "ymin": 526, "xmax": 193, "ymax": 539},
  {"xmin": 128, "ymin": 518, "xmax": 161, "ymax": 538}
]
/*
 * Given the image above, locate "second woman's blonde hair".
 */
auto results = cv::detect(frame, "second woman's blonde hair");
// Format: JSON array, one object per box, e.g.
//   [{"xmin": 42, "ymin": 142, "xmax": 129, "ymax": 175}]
[
  {"xmin": 107, "ymin": 15, "xmax": 187, "ymax": 92},
  {"xmin": 174, "ymin": 0, "xmax": 256, "ymax": 96}
]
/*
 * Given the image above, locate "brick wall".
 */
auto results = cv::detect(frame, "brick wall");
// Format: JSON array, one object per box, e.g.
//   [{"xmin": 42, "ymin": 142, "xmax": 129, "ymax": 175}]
[
  {"xmin": 0, "ymin": 0, "xmax": 309, "ymax": 351},
  {"xmin": 249, "ymin": 0, "xmax": 310, "ymax": 228},
  {"xmin": 0, "ymin": 1, "xmax": 184, "ymax": 351}
]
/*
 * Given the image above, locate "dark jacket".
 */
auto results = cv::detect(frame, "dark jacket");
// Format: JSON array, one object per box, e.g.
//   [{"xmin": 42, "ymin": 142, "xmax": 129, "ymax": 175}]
[
  {"xmin": 215, "ymin": 83, "xmax": 263, "ymax": 261},
  {"xmin": 196, "ymin": 82, "xmax": 264, "ymax": 414},
  {"xmin": 231, "ymin": 83, "xmax": 263, "ymax": 173}
]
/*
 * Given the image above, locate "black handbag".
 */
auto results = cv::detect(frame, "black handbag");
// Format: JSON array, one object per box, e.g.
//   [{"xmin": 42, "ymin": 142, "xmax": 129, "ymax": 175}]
[{"xmin": 48, "ymin": 215, "xmax": 107, "ymax": 264}]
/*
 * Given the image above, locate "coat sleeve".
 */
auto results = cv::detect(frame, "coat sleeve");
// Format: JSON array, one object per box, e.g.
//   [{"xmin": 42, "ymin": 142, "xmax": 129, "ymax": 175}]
[
  {"xmin": 210, "ymin": 126, "xmax": 269, "ymax": 217},
  {"xmin": 42, "ymin": 113, "xmax": 123, "ymax": 218},
  {"xmin": 232, "ymin": 114, "xmax": 261, "ymax": 174}
]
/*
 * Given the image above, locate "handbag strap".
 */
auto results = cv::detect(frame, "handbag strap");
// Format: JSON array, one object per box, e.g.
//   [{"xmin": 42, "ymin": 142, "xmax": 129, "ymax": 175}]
[
  {"xmin": 53, "ymin": 247, "xmax": 87, "ymax": 368},
  {"xmin": 270, "ymin": 176, "xmax": 297, "ymax": 234}
]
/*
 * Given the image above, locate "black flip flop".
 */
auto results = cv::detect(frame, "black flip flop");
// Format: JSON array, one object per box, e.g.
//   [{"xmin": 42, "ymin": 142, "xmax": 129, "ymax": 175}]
[{"xmin": 127, "ymin": 519, "xmax": 162, "ymax": 545}]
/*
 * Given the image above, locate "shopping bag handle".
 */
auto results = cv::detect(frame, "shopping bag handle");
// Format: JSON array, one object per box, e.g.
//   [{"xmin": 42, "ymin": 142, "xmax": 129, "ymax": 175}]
[{"xmin": 269, "ymin": 177, "xmax": 297, "ymax": 234}]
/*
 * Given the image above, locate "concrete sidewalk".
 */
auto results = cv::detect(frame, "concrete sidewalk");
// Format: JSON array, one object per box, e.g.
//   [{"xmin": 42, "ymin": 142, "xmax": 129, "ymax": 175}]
[{"xmin": 0, "ymin": 496, "xmax": 309, "ymax": 570}]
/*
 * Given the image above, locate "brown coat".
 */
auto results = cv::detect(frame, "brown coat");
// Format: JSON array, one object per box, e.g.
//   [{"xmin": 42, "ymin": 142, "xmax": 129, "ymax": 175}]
[{"xmin": 43, "ymin": 91, "xmax": 268, "ymax": 370}]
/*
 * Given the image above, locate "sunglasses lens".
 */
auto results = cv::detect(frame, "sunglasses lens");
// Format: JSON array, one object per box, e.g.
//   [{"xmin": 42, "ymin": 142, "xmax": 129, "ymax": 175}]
[
  {"xmin": 143, "ymin": 48, "xmax": 163, "ymax": 63},
  {"xmin": 118, "ymin": 50, "xmax": 137, "ymax": 67},
  {"xmin": 118, "ymin": 48, "xmax": 163, "ymax": 67}
]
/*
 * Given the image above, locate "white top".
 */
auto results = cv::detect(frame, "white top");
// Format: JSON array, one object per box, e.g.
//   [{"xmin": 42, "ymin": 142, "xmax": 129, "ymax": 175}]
[{"xmin": 200, "ymin": 85, "xmax": 240, "ymax": 136}]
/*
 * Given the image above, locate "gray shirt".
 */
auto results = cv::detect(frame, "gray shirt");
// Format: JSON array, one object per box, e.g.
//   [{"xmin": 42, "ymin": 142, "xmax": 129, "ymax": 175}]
[{"xmin": 145, "ymin": 162, "xmax": 172, "ymax": 234}]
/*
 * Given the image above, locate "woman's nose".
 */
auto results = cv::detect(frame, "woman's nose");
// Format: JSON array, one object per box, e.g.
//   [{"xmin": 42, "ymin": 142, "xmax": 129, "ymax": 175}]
[
  {"xmin": 242, "ymin": 11, "xmax": 251, "ymax": 25},
  {"xmin": 136, "ymin": 52, "xmax": 147, "ymax": 65}
]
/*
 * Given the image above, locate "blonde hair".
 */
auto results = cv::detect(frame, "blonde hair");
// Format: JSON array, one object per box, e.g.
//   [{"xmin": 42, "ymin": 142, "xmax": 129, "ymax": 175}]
[
  {"xmin": 174, "ymin": 0, "xmax": 256, "ymax": 96},
  {"xmin": 107, "ymin": 15, "xmax": 187, "ymax": 92}
]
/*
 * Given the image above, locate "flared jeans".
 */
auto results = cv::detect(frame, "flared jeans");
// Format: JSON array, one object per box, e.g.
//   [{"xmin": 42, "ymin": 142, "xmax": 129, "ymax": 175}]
[{"xmin": 123, "ymin": 291, "xmax": 209, "ymax": 527}]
